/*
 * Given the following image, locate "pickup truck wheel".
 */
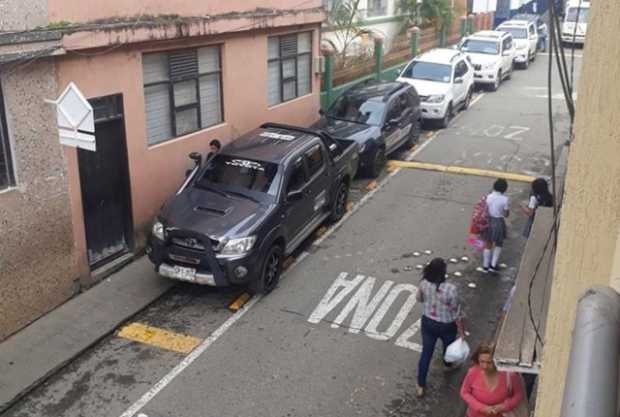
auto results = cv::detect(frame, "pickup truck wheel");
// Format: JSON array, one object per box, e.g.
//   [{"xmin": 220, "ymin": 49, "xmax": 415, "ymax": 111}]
[
  {"xmin": 367, "ymin": 148, "xmax": 386, "ymax": 178},
  {"xmin": 329, "ymin": 182, "xmax": 349, "ymax": 223},
  {"xmin": 523, "ymin": 54, "xmax": 530, "ymax": 69},
  {"xmin": 404, "ymin": 118, "xmax": 421, "ymax": 148},
  {"xmin": 249, "ymin": 245, "xmax": 282, "ymax": 295}
]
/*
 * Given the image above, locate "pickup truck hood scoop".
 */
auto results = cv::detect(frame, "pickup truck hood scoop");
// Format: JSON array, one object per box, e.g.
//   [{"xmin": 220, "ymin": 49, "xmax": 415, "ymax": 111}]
[
  {"xmin": 195, "ymin": 205, "xmax": 230, "ymax": 216},
  {"xmin": 162, "ymin": 188, "xmax": 266, "ymax": 237}
]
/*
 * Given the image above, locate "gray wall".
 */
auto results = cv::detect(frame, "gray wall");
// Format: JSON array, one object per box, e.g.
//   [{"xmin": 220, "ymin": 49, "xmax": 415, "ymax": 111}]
[
  {"xmin": 0, "ymin": 0, "xmax": 48, "ymax": 31},
  {"xmin": 0, "ymin": 56, "xmax": 77, "ymax": 340}
]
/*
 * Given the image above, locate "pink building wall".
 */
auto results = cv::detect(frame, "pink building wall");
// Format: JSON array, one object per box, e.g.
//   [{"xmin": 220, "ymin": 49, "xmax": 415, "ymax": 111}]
[
  {"xmin": 57, "ymin": 26, "xmax": 322, "ymax": 278},
  {"xmin": 49, "ymin": 0, "xmax": 323, "ymax": 23}
]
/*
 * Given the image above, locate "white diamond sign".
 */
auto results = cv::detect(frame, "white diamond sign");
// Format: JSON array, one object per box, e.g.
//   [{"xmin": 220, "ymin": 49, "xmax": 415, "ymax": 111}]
[{"xmin": 47, "ymin": 82, "xmax": 96, "ymax": 151}]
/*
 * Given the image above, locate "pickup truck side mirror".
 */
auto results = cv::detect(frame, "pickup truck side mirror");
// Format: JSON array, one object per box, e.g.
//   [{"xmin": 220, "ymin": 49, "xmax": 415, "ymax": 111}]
[
  {"xmin": 287, "ymin": 190, "xmax": 304, "ymax": 202},
  {"xmin": 189, "ymin": 152, "xmax": 202, "ymax": 167},
  {"xmin": 319, "ymin": 108, "xmax": 326, "ymax": 116}
]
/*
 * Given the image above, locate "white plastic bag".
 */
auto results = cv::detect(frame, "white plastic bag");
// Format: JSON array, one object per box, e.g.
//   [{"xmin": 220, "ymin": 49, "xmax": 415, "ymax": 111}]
[{"xmin": 444, "ymin": 338, "xmax": 470, "ymax": 364}]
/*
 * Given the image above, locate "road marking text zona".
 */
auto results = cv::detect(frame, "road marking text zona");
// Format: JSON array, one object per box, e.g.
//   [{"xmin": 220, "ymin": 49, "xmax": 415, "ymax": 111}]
[{"xmin": 308, "ymin": 273, "xmax": 422, "ymax": 352}]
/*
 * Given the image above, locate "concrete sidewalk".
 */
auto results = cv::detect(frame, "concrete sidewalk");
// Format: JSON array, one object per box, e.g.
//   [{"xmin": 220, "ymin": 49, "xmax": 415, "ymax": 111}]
[{"xmin": 0, "ymin": 257, "xmax": 174, "ymax": 412}]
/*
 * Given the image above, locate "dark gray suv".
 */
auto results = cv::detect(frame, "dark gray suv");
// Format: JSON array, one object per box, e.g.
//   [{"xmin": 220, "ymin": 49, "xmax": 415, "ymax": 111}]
[{"xmin": 314, "ymin": 79, "xmax": 422, "ymax": 178}]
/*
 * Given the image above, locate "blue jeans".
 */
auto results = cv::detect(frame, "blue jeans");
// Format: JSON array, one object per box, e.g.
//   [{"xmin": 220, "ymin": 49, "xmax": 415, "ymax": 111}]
[{"xmin": 417, "ymin": 315, "xmax": 458, "ymax": 387}]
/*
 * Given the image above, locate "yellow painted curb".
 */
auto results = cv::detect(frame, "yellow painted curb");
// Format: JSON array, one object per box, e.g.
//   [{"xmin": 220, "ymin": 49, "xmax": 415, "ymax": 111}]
[
  {"xmin": 117, "ymin": 322, "xmax": 201, "ymax": 354},
  {"xmin": 229, "ymin": 292, "xmax": 251, "ymax": 312},
  {"xmin": 387, "ymin": 160, "xmax": 536, "ymax": 183}
]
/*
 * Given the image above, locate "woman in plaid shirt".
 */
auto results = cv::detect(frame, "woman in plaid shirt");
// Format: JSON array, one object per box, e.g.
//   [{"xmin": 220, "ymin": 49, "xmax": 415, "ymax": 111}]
[{"xmin": 416, "ymin": 258, "xmax": 465, "ymax": 398}]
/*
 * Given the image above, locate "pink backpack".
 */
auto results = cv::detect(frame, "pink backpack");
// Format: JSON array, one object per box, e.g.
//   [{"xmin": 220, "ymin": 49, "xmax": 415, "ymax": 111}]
[{"xmin": 470, "ymin": 195, "xmax": 489, "ymax": 235}]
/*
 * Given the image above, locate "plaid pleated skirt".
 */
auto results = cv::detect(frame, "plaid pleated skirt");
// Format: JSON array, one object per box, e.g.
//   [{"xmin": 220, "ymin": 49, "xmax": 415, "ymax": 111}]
[{"xmin": 481, "ymin": 217, "xmax": 507, "ymax": 246}]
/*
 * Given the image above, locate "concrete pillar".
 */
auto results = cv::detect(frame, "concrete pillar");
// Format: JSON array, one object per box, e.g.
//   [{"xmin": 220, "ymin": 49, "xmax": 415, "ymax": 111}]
[
  {"xmin": 408, "ymin": 26, "xmax": 421, "ymax": 57},
  {"xmin": 373, "ymin": 34, "xmax": 385, "ymax": 81},
  {"xmin": 460, "ymin": 15, "xmax": 468, "ymax": 37},
  {"xmin": 320, "ymin": 44, "xmax": 335, "ymax": 109}
]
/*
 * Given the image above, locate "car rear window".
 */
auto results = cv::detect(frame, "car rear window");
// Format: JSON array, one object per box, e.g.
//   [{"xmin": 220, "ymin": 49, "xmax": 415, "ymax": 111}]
[
  {"xmin": 500, "ymin": 27, "xmax": 528, "ymax": 39},
  {"xmin": 461, "ymin": 39, "xmax": 500, "ymax": 55},
  {"xmin": 401, "ymin": 61, "xmax": 452, "ymax": 83},
  {"xmin": 328, "ymin": 95, "xmax": 386, "ymax": 126},
  {"xmin": 197, "ymin": 154, "xmax": 280, "ymax": 196}
]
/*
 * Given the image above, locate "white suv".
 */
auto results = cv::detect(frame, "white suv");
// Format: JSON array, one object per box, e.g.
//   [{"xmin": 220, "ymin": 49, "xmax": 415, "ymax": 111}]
[
  {"xmin": 397, "ymin": 49, "xmax": 474, "ymax": 128},
  {"xmin": 460, "ymin": 31, "xmax": 515, "ymax": 91},
  {"xmin": 497, "ymin": 20, "xmax": 538, "ymax": 69}
]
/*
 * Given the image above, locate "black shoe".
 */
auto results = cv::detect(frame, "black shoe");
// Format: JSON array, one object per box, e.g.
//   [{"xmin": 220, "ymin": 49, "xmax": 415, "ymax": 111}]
[{"xmin": 489, "ymin": 266, "xmax": 499, "ymax": 274}]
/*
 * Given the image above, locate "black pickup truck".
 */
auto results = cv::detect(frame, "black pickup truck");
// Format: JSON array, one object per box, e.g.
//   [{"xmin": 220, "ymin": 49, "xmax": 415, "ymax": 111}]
[{"xmin": 147, "ymin": 123, "xmax": 359, "ymax": 294}]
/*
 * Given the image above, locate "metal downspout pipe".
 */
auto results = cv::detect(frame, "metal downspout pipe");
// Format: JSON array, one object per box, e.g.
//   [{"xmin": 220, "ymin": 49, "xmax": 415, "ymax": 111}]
[{"xmin": 561, "ymin": 286, "xmax": 620, "ymax": 417}]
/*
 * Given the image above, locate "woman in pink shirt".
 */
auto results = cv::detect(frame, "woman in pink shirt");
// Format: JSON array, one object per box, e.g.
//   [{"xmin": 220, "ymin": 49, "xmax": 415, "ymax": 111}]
[{"xmin": 460, "ymin": 343, "xmax": 526, "ymax": 417}]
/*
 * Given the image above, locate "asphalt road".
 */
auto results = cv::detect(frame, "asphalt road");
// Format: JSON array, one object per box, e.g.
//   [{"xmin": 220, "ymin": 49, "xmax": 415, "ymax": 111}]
[{"xmin": 2, "ymin": 50, "xmax": 580, "ymax": 417}]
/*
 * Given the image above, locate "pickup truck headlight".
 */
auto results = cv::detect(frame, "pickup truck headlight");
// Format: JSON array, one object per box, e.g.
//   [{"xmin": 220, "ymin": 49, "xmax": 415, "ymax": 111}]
[
  {"xmin": 482, "ymin": 63, "xmax": 495, "ymax": 70},
  {"xmin": 152, "ymin": 221, "xmax": 165, "ymax": 241},
  {"xmin": 220, "ymin": 236, "xmax": 257, "ymax": 256},
  {"xmin": 425, "ymin": 94, "xmax": 445, "ymax": 103}
]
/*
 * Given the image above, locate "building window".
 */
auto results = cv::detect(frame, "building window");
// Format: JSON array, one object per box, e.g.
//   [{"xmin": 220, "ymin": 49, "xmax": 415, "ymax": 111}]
[
  {"xmin": 268, "ymin": 32, "xmax": 312, "ymax": 106},
  {"xmin": 0, "ymin": 80, "xmax": 15, "ymax": 190},
  {"xmin": 367, "ymin": 0, "xmax": 387, "ymax": 17},
  {"xmin": 142, "ymin": 46, "xmax": 223, "ymax": 146}
]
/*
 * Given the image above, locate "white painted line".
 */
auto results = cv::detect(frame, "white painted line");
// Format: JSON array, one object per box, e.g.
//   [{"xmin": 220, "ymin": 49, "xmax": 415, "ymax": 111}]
[
  {"xmin": 119, "ymin": 295, "xmax": 260, "ymax": 417},
  {"xmin": 119, "ymin": 250, "xmax": 310, "ymax": 417},
  {"xmin": 119, "ymin": 92, "xmax": 488, "ymax": 417}
]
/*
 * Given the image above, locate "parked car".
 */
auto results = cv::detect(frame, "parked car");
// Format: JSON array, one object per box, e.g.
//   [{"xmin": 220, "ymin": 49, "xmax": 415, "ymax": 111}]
[
  {"xmin": 460, "ymin": 31, "xmax": 515, "ymax": 91},
  {"xmin": 147, "ymin": 123, "xmax": 359, "ymax": 294},
  {"xmin": 314, "ymin": 79, "xmax": 421, "ymax": 178},
  {"xmin": 512, "ymin": 13, "xmax": 548, "ymax": 52},
  {"xmin": 562, "ymin": 0, "xmax": 590, "ymax": 45},
  {"xmin": 397, "ymin": 48, "xmax": 475, "ymax": 128},
  {"xmin": 497, "ymin": 19, "xmax": 538, "ymax": 68}
]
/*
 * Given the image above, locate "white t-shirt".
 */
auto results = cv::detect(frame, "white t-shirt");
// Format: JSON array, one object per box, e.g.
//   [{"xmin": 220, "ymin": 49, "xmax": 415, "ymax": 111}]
[
  {"xmin": 528, "ymin": 195, "xmax": 538, "ymax": 210},
  {"xmin": 486, "ymin": 191, "xmax": 509, "ymax": 218}
]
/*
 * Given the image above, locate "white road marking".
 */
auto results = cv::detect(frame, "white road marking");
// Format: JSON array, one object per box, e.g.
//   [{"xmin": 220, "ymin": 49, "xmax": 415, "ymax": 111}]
[
  {"xmin": 365, "ymin": 283, "xmax": 418, "ymax": 341},
  {"xmin": 394, "ymin": 319, "xmax": 422, "ymax": 352},
  {"xmin": 310, "ymin": 274, "xmax": 422, "ymax": 350},
  {"xmin": 118, "ymin": 250, "xmax": 310, "ymax": 417},
  {"xmin": 118, "ymin": 92, "xmax": 489, "ymax": 417},
  {"xmin": 119, "ymin": 295, "xmax": 261, "ymax": 417},
  {"xmin": 331, "ymin": 277, "xmax": 393, "ymax": 332},
  {"xmin": 308, "ymin": 273, "xmax": 365, "ymax": 324}
]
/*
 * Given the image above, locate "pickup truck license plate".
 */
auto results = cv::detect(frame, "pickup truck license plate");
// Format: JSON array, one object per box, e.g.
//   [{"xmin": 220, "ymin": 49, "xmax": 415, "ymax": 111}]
[{"xmin": 171, "ymin": 266, "xmax": 196, "ymax": 281}]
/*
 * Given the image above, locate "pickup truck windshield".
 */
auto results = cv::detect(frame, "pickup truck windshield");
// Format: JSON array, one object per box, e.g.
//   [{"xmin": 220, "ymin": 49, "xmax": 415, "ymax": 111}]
[
  {"xmin": 328, "ymin": 96, "xmax": 385, "ymax": 126},
  {"xmin": 500, "ymin": 27, "xmax": 528, "ymax": 39},
  {"xmin": 566, "ymin": 7, "xmax": 589, "ymax": 23},
  {"xmin": 401, "ymin": 61, "xmax": 452, "ymax": 83},
  {"xmin": 462, "ymin": 39, "xmax": 500, "ymax": 55},
  {"xmin": 197, "ymin": 155, "xmax": 280, "ymax": 197}
]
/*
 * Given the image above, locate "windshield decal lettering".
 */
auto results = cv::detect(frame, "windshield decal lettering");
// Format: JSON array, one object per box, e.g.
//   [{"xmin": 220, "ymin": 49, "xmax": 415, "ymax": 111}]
[
  {"xmin": 225, "ymin": 159, "xmax": 266, "ymax": 171},
  {"xmin": 259, "ymin": 132, "xmax": 296, "ymax": 141}
]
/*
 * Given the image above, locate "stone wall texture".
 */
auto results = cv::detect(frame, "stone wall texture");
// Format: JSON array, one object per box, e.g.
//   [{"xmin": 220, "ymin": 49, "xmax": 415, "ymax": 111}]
[
  {"xmin": 0, "ymin": 59, "xmax": 77, "ymax": 341},
  {"xmin": 0, "ymin": 0, "xmax": 48, "ymax": 31}
]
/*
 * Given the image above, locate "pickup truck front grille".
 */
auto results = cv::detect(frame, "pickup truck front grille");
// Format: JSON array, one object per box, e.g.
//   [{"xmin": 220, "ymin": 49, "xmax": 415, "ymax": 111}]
[
  {"xmin": 419, "ymin": 95, "xmax": 429, "ymax": 102},
  {"xmin": 473, "ymin": 64, "xmax": 482, "ymax": 71},
  {"xmin": 171, "ymin": 236, "xmax": 220, "ymax": 252}
]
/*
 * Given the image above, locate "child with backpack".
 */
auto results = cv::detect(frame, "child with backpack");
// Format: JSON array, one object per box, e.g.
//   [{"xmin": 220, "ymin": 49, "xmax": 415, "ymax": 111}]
[{"xmin": 470, "ymin": 179, "xmax": 509, "ymax": 274}]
